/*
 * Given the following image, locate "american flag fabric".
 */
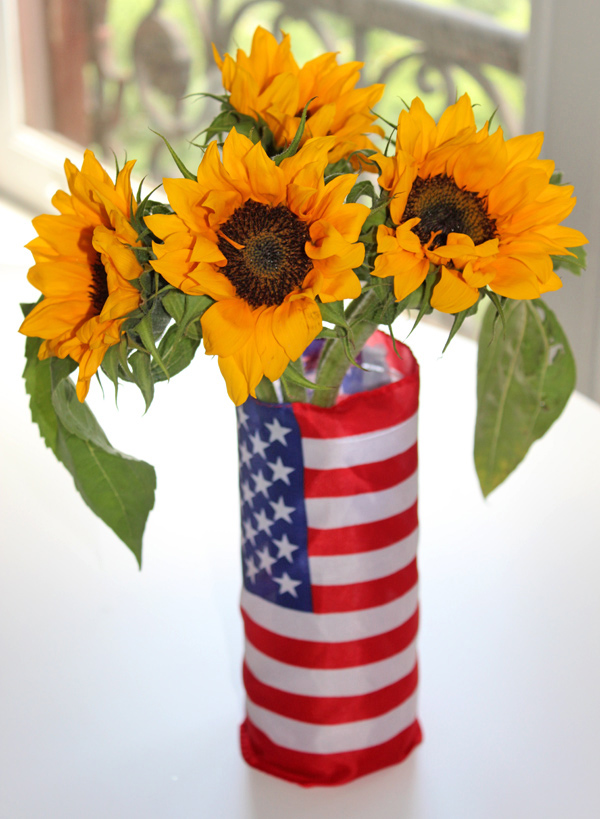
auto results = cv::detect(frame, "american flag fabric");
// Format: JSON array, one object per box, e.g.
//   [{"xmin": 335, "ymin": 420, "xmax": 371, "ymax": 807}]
[{"xmin": 237, "ymin": 333, "xmax": 422, "ymax": 786}]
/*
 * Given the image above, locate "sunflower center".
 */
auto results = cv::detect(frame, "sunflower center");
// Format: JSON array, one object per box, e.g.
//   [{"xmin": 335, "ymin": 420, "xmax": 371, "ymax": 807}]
[
  {"xmin": 89, "ymin": 254, "xmax": 109, "ymax": 315},
  {"xmin": 403, "ymin": 174, "xmax": 497, "ymax": 250},
  {"xmin": 218, "ymin": 200, "xmax": 312, "ymax": 308}
]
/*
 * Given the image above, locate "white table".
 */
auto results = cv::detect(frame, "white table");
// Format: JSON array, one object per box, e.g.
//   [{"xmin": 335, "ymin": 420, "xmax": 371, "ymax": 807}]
[{"xmin": 2, "ymin": 199, "xmax": 600, "ymax": 818}]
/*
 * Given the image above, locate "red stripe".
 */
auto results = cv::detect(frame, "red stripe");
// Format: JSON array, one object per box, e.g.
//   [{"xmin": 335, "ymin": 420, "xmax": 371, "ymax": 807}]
[
  {"xmin": 293, "ymin": 374, "xmax": 418, "ymax": 439},
  {"xmin": 241, "ymin": 606, "xmax": 419, "ymax": 668},
  {"xmin": 312, "ymin": 559, "xmax": 418, "ymax": 613},
  {"xmin": 240, "ymin": 717, "xmax": 423, "ymax": 787},
  {"xmin": 303, "ymin": 444, "xmax": 418, "ymax": 498},
  {"xmin": 308, "ymin": 502, "xmax": 418, "ymax": 556},
  {"xmin": 243, "ymin": 662, "xmax": 419, "ymax": 725}
]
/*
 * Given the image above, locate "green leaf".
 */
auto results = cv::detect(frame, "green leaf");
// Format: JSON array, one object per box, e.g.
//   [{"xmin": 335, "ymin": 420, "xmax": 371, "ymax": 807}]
[
  {"xmin": 173, "ymin": 293, "xmax": 212, "ymax": 330},
  {"xmin": 151, "ymin": 324, "xmax": 201, "ymax": 382},
  {"xmin": 150, "ymin": 129, "xmax": 197, "ymax": 180},
  {"xmin": 162, "ymin": 289, "xmax": 187, "ymax": 324},
  {"xmin": 551, "ymin": 245, "xmax": 586, "ymax": 276},
  {"xmin": 55, "ymin": 426, "xmax": 155, "ymax": 567},
  {"xmin": 129, "ymin": 351, "xmax": 155, "ymax": 411},
  {"xmin": 100, "ymin": 344, "xmax": 121, "ymax": 400},
  {"xmin": 23, "ymin": 336, "xmax": 64, "ymax": 454},
  {"xmin": 134, "ymin": 314, "xmax": 170, "ymax": 379},
  {"xmin": 22, "ymin": 345, "xmax": 156, "ymax": 565},
  {"xmin": 361, "ymin": 206, "xmax": 386, "ymax": 233},
  {"xmin": 280, "ymin": 358, "xmax": 320, "ymax": 394},
  {"xmin": 441, "ymin": 296, "xmax": 482, "ymax": 353},
  {"xmin": 408, "ymin": 268, "xmax": 437, "ymax": 335},
  {"xmin": 315, "ymin": 327, "xmax": 340, "ymax": 340},
  {"xmin": 318, "ymin": 300, "xmax": 349, "ymax": 330},
  {"xmin": 347, "ymin": 180, "xmax": 375, "ymax": 205},
  {"xmin": 273, "ymin": 98, "xmax": 315, "ymax": 165},
  {"xmin": 255, "ymin": 376, "xmax": 278, "ymax": 403},
  {"xmin": 474, "ymin": 299, "xmax": 576, "ymax": 496}
]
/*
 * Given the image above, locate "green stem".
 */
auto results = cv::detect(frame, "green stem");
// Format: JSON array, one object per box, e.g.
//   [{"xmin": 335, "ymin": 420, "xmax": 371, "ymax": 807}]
[
  {"xmin": 312, "ymin": 290, "xmax": 380, "ymax": 407},
  {"xmin": 255, "ymin": 376, "xmax": 278, "ymax": 403},
  {"xmin": 280, "ymin": 358, "xmax": 307, "ymax": 403}
]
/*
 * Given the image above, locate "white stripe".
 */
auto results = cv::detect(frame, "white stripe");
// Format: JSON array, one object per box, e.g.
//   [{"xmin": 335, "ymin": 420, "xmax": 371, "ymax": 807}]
[
  {"xmin": 309, "ymin": 528, "xmax": 419, "ymax": 586},
  {"xmin": 305, "ymin": 473, "xmax": 418, "ymax": 530},
  {"xmin": 301, "ymin": 412, "xmax": 418, "ymax": 470},
  {"xmin": 246, "ymin": 692, "xmax": 419, "ymax": 755},
  {"xmin": 245, "ymin": 639, "xmax": 417, "ymax": 696},
  {"xmin": 240, "ymin": 585, "xmax": 418, "ymax": 643}
]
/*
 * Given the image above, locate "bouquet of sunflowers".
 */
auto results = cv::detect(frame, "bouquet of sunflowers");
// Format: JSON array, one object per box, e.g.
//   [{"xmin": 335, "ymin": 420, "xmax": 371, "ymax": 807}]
[{"xmin": 19, "ymin": 27, "xmax": 587, "ymax": 564}]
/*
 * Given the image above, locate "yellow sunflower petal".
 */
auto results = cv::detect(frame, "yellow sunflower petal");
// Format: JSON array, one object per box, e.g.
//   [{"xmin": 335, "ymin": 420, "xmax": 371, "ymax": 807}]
[
  {"xmin": 201, "ymin": 299, "xmax": 256, "ymax": 358},
  {"xmin": 272, "ymin": 297, "xmax": 322, "ymax": 361},
  {"xmin": 255, "ymin": 307, "xmax": 290, "ymax": 383},
  {"xmin": 430, "ymin": 266, "xmax": 480, "ymax": 313},
  {"xmin": 244, "ymin": 141, "xmax": 286, "ymax": 205}
]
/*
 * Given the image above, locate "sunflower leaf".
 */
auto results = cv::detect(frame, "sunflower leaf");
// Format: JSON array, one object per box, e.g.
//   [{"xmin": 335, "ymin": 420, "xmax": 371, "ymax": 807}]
[
  {"xmin": 442, "ymin": 297, "xmax": 482, "ymax": 353},
  {"xmin": 162, "ymin": 289, "xmax": 187, "ymax": 324},
  {"xmin": 485, "ymin": 290, "xmax": 507, "ymax": 334},
  {"xmin": 347, "ymin": 180, "xmax": 376, "ymax": 205},
  {"xmin": 280, "ymin": 359, "xmax": 322, "ymax": 393},
  {"xmin": 100, "ymin": 345, "xmax": 121, "ymax": 400},
  {"xmin": 551, "ymin": 245, "xmax": 586, "ymax": 276},
  {"xmin": 23, "ymin": 344, "xmax": 155, "ymax": 565},
  {"xmin": 315, "ymin": 327, "xmax": 339, "ymax": 340},
  {"xmin": 318, "ymin": 300, "xmax": 349, "ymax": 329},
  {"xmin": 129, "ymin": 351, "xmax": 155, "ymax": 411},
  {"xmin": 150, "ymin": 129, "xmax": 196, "ymax": 181},
  {"xmin": 134, "ymin": 314, "xmax": 170, "ymax": 380},
  {"xmin": 22, "ymin": 336, "xmax": 67, "ymax": 454},
  {"xmin": 408, "ymin": 269, "xmax": 437, "ymax": 335},
  {"xmin": 118, "ymin": 336, "xmax": 134, "ymax": 381},
  {"xmin": 280, "ymin": 359, "xmax": 309, "ymax": 402},
  {"xmin": 182, "ymin": 293, "xmax": 213, "ymax": 325},
  {"xmin": 273, "ymin": 97, "xmax": 315, "ymax": 166},
  {"xmin": 474, "ymin": 298, "xmax": 576, "ymax": 496},
  {"xmin": 151, "ymin": 324, "xmax": 201, "ymax": 382}
]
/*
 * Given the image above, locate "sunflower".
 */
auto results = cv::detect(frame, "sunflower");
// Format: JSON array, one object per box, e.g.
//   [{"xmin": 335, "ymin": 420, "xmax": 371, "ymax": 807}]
[
  {"xmin": 19, "ymin": 150, "xmax": 143, "ymax": 401},
  {"xmin": 146, "ymin": 130, "xmax": 368, "ymax": 404},
  {"xmin": 372, "ymin": 94, "xmax": 588, "ymax": 313},
  {"xmin": 213, "ymin": 26, "xmax": 384, "ymax": 164}
]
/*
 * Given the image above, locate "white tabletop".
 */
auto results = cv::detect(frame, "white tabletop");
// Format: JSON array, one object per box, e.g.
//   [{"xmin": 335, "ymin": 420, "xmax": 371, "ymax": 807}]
[{"xmin": 1, "ymin": 199, "xmax": 600, "ymax": 818}]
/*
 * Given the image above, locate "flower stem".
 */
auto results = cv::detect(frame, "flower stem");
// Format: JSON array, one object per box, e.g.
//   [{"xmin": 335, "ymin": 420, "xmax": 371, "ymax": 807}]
[
  {"xmin": 312, "ymin": 290, "xmax": 380, "ymax": 407},
  {"xmin": 255, "ymin": 376, "xmax": 278, "ymax": 403}
]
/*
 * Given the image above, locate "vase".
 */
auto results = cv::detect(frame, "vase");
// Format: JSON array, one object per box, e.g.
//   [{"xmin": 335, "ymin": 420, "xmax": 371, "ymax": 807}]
[{"xmin": 236, "ymin": 331, "xmax": 422, "ymax": 786}]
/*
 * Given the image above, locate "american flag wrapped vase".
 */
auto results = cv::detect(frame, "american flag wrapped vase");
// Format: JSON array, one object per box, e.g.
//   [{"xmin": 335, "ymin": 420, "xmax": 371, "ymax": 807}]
[{"xmin": 236, "ymin": 331, "xmax": 422, "ymax": 786}]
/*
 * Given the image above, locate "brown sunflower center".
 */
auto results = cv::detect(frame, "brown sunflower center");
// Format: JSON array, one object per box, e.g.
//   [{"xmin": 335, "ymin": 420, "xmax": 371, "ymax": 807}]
[
  {"xmin": 218, "ymin": 200, "xmax": 312, "ymax": 308},
  {"xmin": 89, "ymin": 254, "xmax": 109, "ymax": 315},
  {"xmin": 403, "ymin": 174, "xmax": 497, "ymax": 250}
]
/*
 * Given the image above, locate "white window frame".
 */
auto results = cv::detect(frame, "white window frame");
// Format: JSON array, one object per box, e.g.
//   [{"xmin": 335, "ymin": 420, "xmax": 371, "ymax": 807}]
[
  {"xmin": 0, "ymin": 0, "xmax": 83, "ymax": 212},
  {"xmin": 525, "ymin": 0, "xmax": 600, "ymax": 402}
]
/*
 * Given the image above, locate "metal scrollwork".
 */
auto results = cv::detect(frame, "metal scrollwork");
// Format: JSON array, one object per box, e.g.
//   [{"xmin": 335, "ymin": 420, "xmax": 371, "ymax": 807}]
[{"xmin": 83, "ymin": 0, "xmax": 527, "ymax": 179}]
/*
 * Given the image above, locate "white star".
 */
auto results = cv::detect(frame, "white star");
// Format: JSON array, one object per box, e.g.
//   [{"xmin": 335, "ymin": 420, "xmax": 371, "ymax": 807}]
[
  {"xmin": 239, "ymin": 441, "xmax": 252, "ymax": 466},
  {"xmin": 273, "ymin": 572, "xmax": 302, "ymax": 598},
  {"xmin": 252, "ymin": 470, "xmax": 273, "ymax": 498},
  {"xmin": 245, "ymin": 556, "xmax": 259, "ymax": 583},
  {"xmin": 256, "ymin": 546, "xmax": 277, "ymax": 575},
  {"xmin": 270, "ymin": 495, "xmax": 295, "ymax": 524},
  {"xmin": 241, "ymin": 480, "xmax": 255, "ymax": 505},
  {"xmin": 250, "ymin": 430, "xmax": 269, "ymax": 459},
  {"xmin": 267, "ymin": 456, "xmax": 294, "ymax": 486},
  {"xmin": 254, "ymin": 508, "xmax": 273, "ymax": 535},
  {"xmin": 273, "ymin": 534, "xmax": 299, "ymax": 563},
  {"xmin": 237, "ymin": 405, "xmax": 249, "ymax": 430},
  {"xmin": 243, "ymin": 517, "xmax": 257, "ymax": 545},
  {"xmin": 265, "ymin": 417, "xmax": 292, "ymax": 446}
]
